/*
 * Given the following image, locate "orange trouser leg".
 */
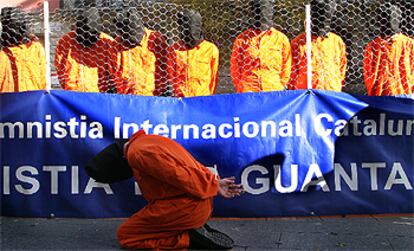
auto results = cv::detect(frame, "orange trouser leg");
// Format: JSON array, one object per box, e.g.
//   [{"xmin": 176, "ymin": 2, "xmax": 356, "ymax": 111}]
[
  {"xmin": 117, "ymin": 197, "xmax": 213, "ymax": 250},
  {"xmin": 118, "ymin": 213, "xmax": 189, "ymax": 250}
]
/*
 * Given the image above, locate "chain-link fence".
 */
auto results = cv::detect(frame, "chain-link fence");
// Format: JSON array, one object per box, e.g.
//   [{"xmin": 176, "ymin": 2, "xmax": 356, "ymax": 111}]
[{"xmin": 0, "ymin": 0, "xmax": 413, "ymax": 96}]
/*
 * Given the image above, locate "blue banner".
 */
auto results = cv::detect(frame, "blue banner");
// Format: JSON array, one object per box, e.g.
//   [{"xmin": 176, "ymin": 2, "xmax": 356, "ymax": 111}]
[{"xmin": 0, "ymin": 90, "xmax": 413, "ymax": 217}]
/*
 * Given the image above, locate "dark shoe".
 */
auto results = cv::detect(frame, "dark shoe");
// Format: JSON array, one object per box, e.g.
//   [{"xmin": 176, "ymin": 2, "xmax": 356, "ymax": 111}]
[{"xmin": 188, "ymin": 224, "xmax": 234, "ymax": 250}]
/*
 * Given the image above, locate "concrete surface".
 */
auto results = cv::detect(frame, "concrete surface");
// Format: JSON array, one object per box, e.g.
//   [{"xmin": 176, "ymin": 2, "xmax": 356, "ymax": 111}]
[{"xmin": 1, "ymin": 215, "xmax": 414, "ymax": 250}]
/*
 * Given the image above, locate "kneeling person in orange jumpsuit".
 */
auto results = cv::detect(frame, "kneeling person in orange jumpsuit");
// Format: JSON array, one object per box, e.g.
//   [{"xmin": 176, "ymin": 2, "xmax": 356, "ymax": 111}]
[
  {"xmin": 168, "ymin": 10, "xmax": 219, "ymax": 97},
  {"xmin": 86, "ymin": 130, "xmax": 243, "ymax": 250},
  {"xmin": 0, "ymin": 7, "xmax": 46, "ymax": 92}
]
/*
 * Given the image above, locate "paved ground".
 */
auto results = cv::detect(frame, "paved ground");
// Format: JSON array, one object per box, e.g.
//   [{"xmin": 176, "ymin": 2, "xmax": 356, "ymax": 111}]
[{"xmin": 1, "ymin": 215, "xmax": 414, "ymax": 250}]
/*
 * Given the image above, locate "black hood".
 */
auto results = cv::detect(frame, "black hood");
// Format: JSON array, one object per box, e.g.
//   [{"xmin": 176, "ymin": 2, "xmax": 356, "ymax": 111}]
[
  {"xmin": 75, "ymin": 7, "xmax": 100, "ymax": 47},
  {"xmin": 178, "ymin": 10, "xmax": 203, "ymax": 49},
  {"xmin": 378, "ymin": 3, "xmax": 402, "ymax": 38},
  {"xmin": 249, "ymin": 0, "xmax": 274, "ymax": 31},
  {"xmin": 114, "ymin": 9, "xmax": 145, "ymax": 49},
  {"xmin": 85, "ymin": 139, "xmax": 132, "ymax": 183},
  {"xmin": 310, "ymin": 0, "xmax": 337, "ymax": 37},
  {"xmin": 1, "ymin": 7, "xmax": 30, "ymax": 47}
]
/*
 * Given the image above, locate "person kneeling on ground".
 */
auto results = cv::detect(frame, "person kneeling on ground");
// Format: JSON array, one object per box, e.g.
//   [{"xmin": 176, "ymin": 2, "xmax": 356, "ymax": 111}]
[{"xmin": 86, "ymin": 130, "xmax": 244, "ymax": 250}]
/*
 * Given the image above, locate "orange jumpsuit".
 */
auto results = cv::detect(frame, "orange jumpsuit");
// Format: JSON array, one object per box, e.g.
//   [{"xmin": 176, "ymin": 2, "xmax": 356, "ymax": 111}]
[
  {"xmin": 108, "ymin": 29, "xmax": 167, "ymax": 96},
  {"xmin": 289, "ymin": 32, "xmax": 347, "ymax": 92},
  {"xmin": 230, "ymin": 28, "xmax": 292, "ymax": 93},
  {"xmin": 0, "ymin": 41, "xmax": 46, "ymax": 92},
  {"xmin": 167, "ymin": 40, "xmax": 219, "ymax": 97},
  {"xmin": 118, "ymin": 131, "xmax": 219, "ymax": 250},
  {"xmin": 363, "ymin": 33, "xmax": 414, "ymax": 96},
  {"xmin": 54, "ymin": 31, "xmax": 113, "ymax": 92}
]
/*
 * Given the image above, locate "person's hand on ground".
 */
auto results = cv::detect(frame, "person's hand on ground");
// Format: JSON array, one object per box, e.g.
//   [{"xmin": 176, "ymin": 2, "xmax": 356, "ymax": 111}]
[{"xmin": 218, "ymin": 176, "xmax": 244, "ymax": 198}]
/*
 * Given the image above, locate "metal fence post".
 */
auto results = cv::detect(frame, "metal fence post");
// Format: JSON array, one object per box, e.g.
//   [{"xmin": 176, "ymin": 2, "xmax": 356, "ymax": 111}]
[
  {"xmin": 305, "ymin": 4, "xmax": 312, "ymax": 90},
  {"xmin": 44, "ymin": 0, "xmax": 52, "ymax": 92}
]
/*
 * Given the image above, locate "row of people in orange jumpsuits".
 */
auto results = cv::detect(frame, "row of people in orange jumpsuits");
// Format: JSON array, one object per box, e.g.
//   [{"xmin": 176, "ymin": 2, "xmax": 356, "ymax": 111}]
[{"xmin": 0, "ymin": 1, "xmax": 413, "ymax": 97}]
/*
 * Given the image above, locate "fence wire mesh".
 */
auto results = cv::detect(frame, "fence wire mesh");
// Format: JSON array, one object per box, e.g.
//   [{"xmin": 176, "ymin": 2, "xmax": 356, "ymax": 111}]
[{"xmin": 0, "ymin": 0, "xmax": 413, "ymax": 96}]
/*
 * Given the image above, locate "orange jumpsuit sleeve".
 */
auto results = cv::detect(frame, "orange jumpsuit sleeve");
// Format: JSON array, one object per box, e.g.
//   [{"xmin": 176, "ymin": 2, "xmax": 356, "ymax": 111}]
[
  {"xmin": 149, "ymin": 32, "xmax": 169, "ymax": 96},
  {"xmin": 408, "ymin": 39, "xmax": 414, "ymax": 93},
  {"xmin": 54, "ymin": 35, "xmax": 70, "ymax": 90},
  {"xmin": 128, "ymin": 142, "xmax": 219, "ymax": 200},
  {"xmin": 230, "ymin": 36, "xmax": 243, "ymax": 92},
  {"xmin": 167, "ymin": 46, "xmax": 184, "ymax": 97},
  {"xmin": 0, "ymin": 51, "xmax": 13, "ymax": 92},
  {"xmin": 108, "ymin": 40, "xmax": 135, "ymax": 95},
  {"xmin": 210, "ymin": 46, "xmax": 219, "ymax": 94},
  {"xmin": 280, "ymin": 37, "xmax": 292, "ymax": 88},
  {"xmin": 363, "ymin": 42, "xmax": 374, "ymax": 95},
  {"xmin": 339, "ymin": 39, "xmax": 347, "ymax": 87},
  {"xmin": 35, "ymin": 42, "xmax": 47, "ymax": 90},
  {"xmin": 288, "ymin": 38, "xmax": 300, "ymax": 90}
]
